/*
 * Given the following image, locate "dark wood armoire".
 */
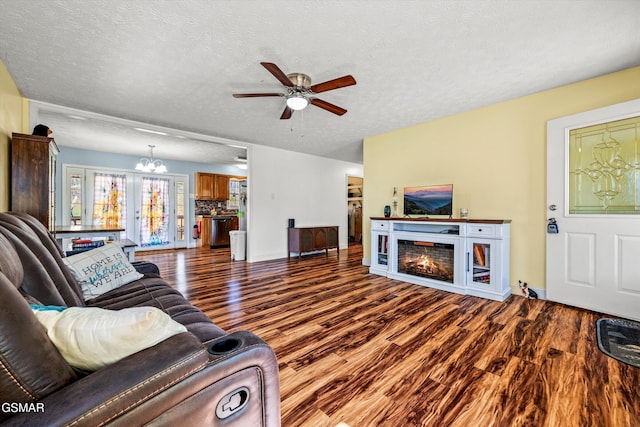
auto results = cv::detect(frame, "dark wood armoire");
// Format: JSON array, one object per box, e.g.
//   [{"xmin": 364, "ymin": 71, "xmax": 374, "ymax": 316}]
[{"xmin": 10, "ymin": 132, "xmax": 59, "ymax": 230}]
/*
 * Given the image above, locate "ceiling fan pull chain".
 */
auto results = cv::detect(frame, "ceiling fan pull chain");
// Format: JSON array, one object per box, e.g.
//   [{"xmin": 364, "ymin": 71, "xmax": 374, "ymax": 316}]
[
  {"xmin": 289, "ymin": 109, "xmax": 305, "ymax": 138},
  {"xmin": 295, "ymin": 109, "xmax": 304, "ymax": 138}
]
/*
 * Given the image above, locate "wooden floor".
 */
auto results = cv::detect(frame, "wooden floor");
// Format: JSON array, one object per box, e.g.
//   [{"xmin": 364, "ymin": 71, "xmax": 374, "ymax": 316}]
[{"xmin": 139, "ymin": 245, "xmax": 640, "ymax": 427}]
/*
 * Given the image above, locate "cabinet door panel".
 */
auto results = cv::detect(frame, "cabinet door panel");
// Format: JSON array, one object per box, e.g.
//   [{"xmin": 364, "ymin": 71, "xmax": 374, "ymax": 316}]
[
  {"xmin": 214, "ymin": 175, "xmax": 229, "ymax": 200},
  {"xmin": 314, "ymin": 229, "xmax": 327, "ymax": 249},
  {"xmin": 326, "ymin": 227, "xmax": 338, "ymax": 247},
  {"xmin": 466, "ymin": 238, "xmax": 498, "ymax": 291},
  {"xmin": 300, "ymin": 229, "xmax": 314, "ymax": 252},
  {"xmin": 201, "ymin": 218, "xmax": 211, "ymax": 247},
  {"xmin": 195, "ymin": 173, "xmax": 214, "ymax": 200}
]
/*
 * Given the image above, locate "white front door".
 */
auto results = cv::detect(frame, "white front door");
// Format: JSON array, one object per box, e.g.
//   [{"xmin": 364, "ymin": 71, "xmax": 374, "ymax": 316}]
[{"xmin": 547, "ymin": 99, "xmax": 640, "ymax": 321}]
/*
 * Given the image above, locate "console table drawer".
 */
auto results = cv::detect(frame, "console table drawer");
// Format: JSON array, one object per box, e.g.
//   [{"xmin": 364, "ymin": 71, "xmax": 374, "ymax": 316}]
[
  {"xmin": 467, "ymin": 224, "xmax": 497, "ymax": 237},
  {"xmin": 371, "ymin": 220, "xmax": 389, "ymax": 231}
]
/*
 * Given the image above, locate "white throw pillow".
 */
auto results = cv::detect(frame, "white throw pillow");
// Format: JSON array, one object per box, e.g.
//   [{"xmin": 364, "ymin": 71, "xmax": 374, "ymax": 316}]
[
  {"xmin": 62, "ymin": 243, "xmax": 143, "ymax": 300},
  {"xmin": 31, "ymin": 305, "xmax": 187, "ymax": 371}
]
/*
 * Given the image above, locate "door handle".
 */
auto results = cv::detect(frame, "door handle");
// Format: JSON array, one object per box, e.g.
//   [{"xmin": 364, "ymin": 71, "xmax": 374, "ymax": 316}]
[{"xmin": 549, "ymin": 204, "xmax": 557, "ymax": 211}]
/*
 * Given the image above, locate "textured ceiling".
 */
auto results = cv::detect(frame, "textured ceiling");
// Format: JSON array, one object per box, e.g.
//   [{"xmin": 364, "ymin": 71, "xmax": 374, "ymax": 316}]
[{"xmin": 1, "ymin": 0, "xmax": 639, "ymax": 165}]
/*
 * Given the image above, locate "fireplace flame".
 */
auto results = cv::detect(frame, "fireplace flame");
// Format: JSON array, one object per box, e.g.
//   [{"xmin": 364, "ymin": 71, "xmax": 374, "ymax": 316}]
[
  {"xmin": 406, "ymin": 254, "xmax": 439, "ymax": 274},
  {"xmin": 398, "ymin": 240, "xmax": 454, "ymax": 283},
  {"xmin": 401, "ymin": 252, "xmax": 452, "ymax": 282},
  {"xmin": 417, "ymin": 255, "xmax": 434, "ymax": 272}
]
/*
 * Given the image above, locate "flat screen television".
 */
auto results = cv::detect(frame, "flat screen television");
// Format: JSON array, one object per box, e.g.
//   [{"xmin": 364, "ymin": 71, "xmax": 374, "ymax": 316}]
[{"xmin": 403, "ymin": 184, "xmax": 453, "ymax": 217}]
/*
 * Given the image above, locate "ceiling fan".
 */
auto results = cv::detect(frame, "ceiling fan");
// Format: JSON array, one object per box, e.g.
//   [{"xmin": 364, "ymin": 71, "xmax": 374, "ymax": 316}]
[{"xmin": 232, "ymin": 62, "xmax": 356, "ymax": 120}]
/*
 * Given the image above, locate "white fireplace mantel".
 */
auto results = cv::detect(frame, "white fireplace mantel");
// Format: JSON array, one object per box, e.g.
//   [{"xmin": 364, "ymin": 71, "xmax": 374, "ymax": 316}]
[{"xmin": 369, "ymin": 218, "xmax": 511, "ymax": 301}]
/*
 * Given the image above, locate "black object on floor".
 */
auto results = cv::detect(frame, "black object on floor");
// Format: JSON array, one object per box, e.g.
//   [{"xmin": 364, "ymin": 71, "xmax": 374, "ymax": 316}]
[{"xmin": 596, "ymin": 318, "xmax": 640, "ymax": 368}]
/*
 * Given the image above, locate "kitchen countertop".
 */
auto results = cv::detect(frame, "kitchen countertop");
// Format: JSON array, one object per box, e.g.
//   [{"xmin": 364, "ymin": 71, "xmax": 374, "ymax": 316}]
[{"xmin": 196, "ymin": 213, "xmax": 238, "ymax": 218}]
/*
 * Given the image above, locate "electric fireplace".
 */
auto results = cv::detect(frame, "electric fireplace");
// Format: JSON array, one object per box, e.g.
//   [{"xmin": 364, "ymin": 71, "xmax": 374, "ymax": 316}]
[
  {"xmin": 370, "ymin": 218, "xmax": 511, "ymax": 302},
  {"xmin": 397, "ymin": 239, "xmax": 455, "ymax": 283}
]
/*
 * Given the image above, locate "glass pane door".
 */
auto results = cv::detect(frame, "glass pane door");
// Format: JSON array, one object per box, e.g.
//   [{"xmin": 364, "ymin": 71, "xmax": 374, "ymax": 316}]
[
  {"xmin": 471, "ymin": 242, "xmax": 491, "ymax": 285},
  {"xmin": 175, "ymin": 179, "xmax": 186, "ymax": 246},
  {"xmin": 92, "ymin": 173, "xmax": 127, "ymax": 229},
  {"xmin": 376, "ymin": 234, "xmax": 388, "ymax": 266},
  {"xmin": 139, "ymin": 176, "xmax": 171, "ymax": 247}
]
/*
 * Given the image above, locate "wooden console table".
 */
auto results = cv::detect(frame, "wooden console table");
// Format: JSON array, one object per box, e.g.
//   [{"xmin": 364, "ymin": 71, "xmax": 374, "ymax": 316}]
[{"xmin": 288, "ymin": 226, "xmax": 339, "ymax": 259}]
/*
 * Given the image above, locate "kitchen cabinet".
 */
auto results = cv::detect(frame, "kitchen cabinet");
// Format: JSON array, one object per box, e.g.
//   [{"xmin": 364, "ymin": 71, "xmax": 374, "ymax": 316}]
[
  {"xmin": 11, "ymin": 133, "xmax": 59, "ymax": 230},
  {"xmin": 214, "ymin": 175, "xmax": 229, "ymax": 201},
  {"xmin": 201, "ymin": 216, "xmax": 211, "ymax": 247},
  {"xmin": 195, "ymin": 173, "xmax": 215, "ymax": 200},
  {"xmin": 288, "ymin": 226, "xmax": 339, "ymax": 259},
  {"xmin": 195, "ymin": 173, "xmax": 245, "ymax": 201}
]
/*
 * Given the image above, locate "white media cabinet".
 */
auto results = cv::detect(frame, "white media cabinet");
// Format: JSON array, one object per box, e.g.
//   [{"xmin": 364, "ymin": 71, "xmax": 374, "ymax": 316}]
[{"xmin": 370, "ymin": 218, "xmax": 511, "ymax": 301}]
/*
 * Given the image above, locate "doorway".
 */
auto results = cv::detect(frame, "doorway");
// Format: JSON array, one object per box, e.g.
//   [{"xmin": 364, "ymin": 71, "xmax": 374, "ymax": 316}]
[
  {"xmin": 62, "ymin": 165, "xmax": 188, "ymax": 250},
  {"xmin": 347, "ymin": 175, "xmax": 363, "ymax": 246},
  {"xmin": 547, "ymin": 99, "xmax": 640, "ymax": 321}
]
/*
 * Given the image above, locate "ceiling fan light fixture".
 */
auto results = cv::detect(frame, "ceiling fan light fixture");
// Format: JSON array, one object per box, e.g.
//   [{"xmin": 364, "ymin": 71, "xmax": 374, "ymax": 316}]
[
  {"xmin": 286, "ymin": 95, "xmax": 308, "ymax": 111},
  {"xmin": 233, "ymin": 62, "xmax": 356, "ymax": 119}
]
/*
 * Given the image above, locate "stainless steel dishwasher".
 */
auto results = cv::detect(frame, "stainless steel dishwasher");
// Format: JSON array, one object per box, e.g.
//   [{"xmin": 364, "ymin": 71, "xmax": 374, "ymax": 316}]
[{"xmin": 210, "ymin": 217, "xmax": 233, "ymax": 248}]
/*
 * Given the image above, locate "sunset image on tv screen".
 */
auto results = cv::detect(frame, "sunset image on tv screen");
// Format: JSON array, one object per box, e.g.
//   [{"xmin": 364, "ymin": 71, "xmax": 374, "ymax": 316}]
[{"xmin": 403, "ymin": 185, "xmax": 453, "ymax": 216}]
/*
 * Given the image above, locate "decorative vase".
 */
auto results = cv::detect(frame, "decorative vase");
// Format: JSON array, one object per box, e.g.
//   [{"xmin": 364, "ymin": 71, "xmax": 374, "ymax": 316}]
[
  {"xmin": 392, "ymin": 187, "xmax": 399, "ymax": 217},
  {"xmin": 384, "ymin": 205, "xmax": 391, "ymax": 217}
]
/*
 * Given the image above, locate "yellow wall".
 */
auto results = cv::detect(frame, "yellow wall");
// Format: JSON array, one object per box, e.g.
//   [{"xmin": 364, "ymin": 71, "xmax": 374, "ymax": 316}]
[
  {"xmin": 0, "ymin": 59, "xmax": 28, "ymax": 211},
  {"xmin": 364, "ymin": 66, "xmax": 640, "ymax": 293}
]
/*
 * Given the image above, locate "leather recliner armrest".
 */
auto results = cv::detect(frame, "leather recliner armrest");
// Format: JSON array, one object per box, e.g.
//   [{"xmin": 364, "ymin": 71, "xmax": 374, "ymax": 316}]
[
  {"xmin": 130, "ymin": 260, "xmax": 161, "ymax": 275},
  {"xmin": 4, "ymin": 331, "xmax": 281, "ymax": 427},
  {"xmin": 115, "ymin": 330, "xmax": 281, "ymax": 426},
  {"xmin": 2, "ymin": 332, "xmax": 208, "ymax": 427}
]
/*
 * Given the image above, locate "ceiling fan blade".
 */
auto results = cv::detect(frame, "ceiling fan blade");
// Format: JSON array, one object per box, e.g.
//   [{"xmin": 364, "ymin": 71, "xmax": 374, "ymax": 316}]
[
  {"xmin": 261, "ymin": 62, "xmax": 294, "ymax": 87},
  {"xmin": 309, "ymin": 75, "xmax": 356, "ymax": 94},
  {"xmin": 280, "ymin": 106, "xmax": 293, "ymax": 120},
  {"xmin": 232, "ymin": 93, "xmax": 284, "ymax": 98},
  {"xmin": 310, "ymin": 98, "xmax": 347, "ymax": 116}
]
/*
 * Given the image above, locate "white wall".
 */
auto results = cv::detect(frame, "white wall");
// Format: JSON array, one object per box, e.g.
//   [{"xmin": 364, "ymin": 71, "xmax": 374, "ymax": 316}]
[{"xmin": 246, "ymin": 144, "xmax": 363, "ymax": 262}]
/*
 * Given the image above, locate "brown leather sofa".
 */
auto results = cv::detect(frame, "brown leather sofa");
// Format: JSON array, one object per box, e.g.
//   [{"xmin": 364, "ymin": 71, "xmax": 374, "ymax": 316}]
[{"xmin": 0, "ymin": 212, "xmax": 280, "ymax": 426}]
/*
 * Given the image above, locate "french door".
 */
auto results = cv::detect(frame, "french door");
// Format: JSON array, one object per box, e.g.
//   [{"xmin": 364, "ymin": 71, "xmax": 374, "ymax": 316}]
[
  {"xmin": 135, "ymin": 174, "xmax": 173, "ymax": 249},
  {"xmin": 62, "ymin": 166, "xmax": 188, "ymax": 250},
  {"xmin": 546, "ymin": 99, "xmax": 640, "ymax": 321}
]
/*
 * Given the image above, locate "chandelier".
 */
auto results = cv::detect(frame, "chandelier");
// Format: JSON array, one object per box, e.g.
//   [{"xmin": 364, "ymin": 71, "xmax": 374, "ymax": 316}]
[{"xmin": 135, "ymin": 145, "xmax": 167, "ymax": 173}]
